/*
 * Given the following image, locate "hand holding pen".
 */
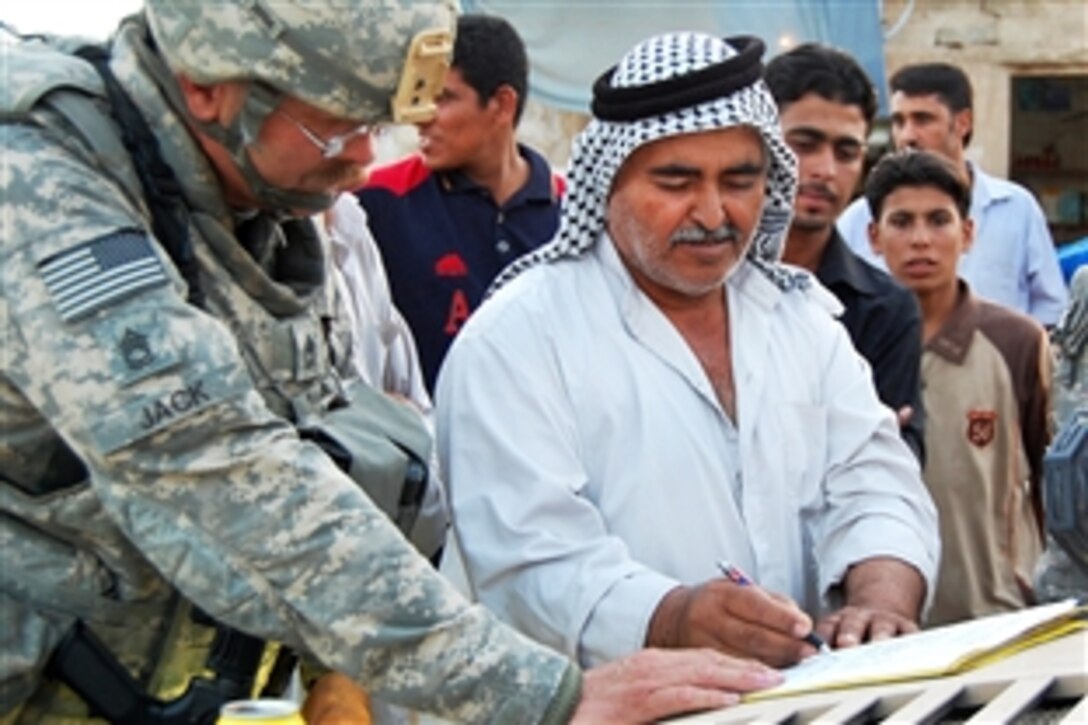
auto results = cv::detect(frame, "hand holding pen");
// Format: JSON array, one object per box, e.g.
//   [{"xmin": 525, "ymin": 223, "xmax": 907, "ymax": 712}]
[
  {"xmin": 717, "ymin": 560, "xmax": 831, "ymax": 655},
  {"xmin": 646, "ymin": 561, "xmax": 830, "ymax": 668}
]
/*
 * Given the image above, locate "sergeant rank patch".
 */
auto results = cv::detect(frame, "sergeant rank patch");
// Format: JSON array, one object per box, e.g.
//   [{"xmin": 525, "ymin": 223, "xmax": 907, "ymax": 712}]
[
  {"xmin": 38, "ymin": 230, "xmax": 168, "ymax": 322},
  {"xmin": 120, "ymin": 328, "xmax": 154, "ymax": 370}
]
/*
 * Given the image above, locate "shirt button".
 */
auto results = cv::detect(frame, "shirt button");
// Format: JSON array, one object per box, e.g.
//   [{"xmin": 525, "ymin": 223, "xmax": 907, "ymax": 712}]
[{"xmin": 496, "ymin": 239, "xmax": 511, "ymax": 254}]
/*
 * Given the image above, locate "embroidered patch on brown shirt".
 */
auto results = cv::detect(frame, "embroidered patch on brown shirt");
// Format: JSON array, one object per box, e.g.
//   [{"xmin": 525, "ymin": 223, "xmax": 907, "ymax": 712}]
[{"xmin": 966, "ymin": 409, "xmax": 998, "ymax": 447}]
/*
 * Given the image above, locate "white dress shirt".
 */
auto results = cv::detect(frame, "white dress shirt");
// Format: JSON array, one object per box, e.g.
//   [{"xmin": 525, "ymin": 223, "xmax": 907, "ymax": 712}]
[
  {"xmin": 837, "ymin": 161, "xmax": 1068, "ymax": 325},
  {"xmin": 436, "ymin": 236, "xmax": 939, "ymax": 667}
]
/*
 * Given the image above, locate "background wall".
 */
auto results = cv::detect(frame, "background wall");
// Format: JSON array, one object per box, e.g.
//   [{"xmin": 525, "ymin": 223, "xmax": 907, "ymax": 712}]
[{"xmin": 880, "ymin": 0, "xmax": 1088, "ymax": 179}]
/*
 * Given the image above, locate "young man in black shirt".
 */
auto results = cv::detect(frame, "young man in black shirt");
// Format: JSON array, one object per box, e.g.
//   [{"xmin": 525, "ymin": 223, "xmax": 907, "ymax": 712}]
[{"xmin": 766, "ymin": 44, "xmax": 925, "ymax": 461}]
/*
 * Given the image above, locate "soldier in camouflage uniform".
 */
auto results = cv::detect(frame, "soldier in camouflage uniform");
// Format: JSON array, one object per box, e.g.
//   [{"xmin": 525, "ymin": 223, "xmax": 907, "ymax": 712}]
[
  {"xmin": 0, "ymin": 1, "xmax": 780, "ymax": 722},
  {"xmin": 1051, "ymin": 267, "xmax": 1087, "ymax": 425},
  {"xmin": 1033, "ymin": 266, "xmax": 1088, "ymax": 602}
]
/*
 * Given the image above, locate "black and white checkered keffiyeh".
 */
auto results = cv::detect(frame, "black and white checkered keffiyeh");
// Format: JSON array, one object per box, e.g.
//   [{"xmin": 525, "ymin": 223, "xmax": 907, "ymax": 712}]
[{"xmin": 491, "ymin": 32, "xmax": 805, "ymax": 293}]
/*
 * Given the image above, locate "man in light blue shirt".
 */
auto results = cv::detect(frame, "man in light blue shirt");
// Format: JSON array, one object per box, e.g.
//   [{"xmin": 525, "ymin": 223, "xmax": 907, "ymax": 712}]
[{"xmin": 837, "ymin": 62, "xmax": 1067, "ymax": 325}]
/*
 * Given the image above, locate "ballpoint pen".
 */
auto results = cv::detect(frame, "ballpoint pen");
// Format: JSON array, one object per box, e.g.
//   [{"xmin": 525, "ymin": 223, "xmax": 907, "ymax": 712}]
[{"xmin": 716, "ymin": 559, "xmax": 832, "ymax": 655}]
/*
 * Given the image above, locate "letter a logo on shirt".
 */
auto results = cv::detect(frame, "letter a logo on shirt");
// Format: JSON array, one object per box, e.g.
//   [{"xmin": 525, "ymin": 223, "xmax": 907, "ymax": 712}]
[{"xmin": 444, "ymin": 289, "xmax": 471, "ymax": 335}]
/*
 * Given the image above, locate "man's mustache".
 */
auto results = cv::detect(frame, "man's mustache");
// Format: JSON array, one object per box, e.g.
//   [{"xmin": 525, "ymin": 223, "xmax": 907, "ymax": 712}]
[
  {"xmin": 670, "ymin": 224, "xmax": 742, "ymax": 246},
  {"xmin": 797, "ymin": 182, "xmax": 836, "ymax": 202}
]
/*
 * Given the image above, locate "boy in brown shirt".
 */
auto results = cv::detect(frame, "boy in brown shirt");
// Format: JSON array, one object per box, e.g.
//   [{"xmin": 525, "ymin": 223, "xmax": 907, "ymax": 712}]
[{"xmin": 864, "ymin": 151, "xmax": 1052, "ymax": 625}]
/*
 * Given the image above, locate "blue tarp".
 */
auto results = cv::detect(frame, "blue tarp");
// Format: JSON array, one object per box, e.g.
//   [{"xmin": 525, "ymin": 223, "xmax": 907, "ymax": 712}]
[
  {"xmin": 462, "ymin": 1, "xmax": 888, "ymax": 114},
  {"xmin": 1058, "ymin": 238, "xmax": 1088, "ymax": 284}
]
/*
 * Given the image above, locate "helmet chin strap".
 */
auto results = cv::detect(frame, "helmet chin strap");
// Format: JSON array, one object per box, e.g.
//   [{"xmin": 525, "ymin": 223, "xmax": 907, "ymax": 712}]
[
  {"xmin": 191, "ymin": 82, "xmax": 336, "ymax": 215},
  {"xmin": 135, "ymin": 27, "xmax": 337, "ymax": 216}
]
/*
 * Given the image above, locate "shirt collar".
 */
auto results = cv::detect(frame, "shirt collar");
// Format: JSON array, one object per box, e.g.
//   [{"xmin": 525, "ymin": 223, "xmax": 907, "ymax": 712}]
[
  {"xmin": 816, "ymin": 228, "xmax": 878, "ymax": 295},
  {"xmin": 967, "ymin": 160, "xmax": 1011, "ymax": 214},
  {"xmin": 926, "ymin": 280, "xmax": 977, "ymax": 365},
  {"xmin": 437, "ymin": 144, "xmax": 556, "ymax": 205}
]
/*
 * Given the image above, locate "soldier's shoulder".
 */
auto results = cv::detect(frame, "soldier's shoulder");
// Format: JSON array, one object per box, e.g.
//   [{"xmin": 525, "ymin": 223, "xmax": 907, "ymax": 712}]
[
  {"xmin": 3, "ymin": 127, "xmax": 140, "ymax": 264},
  {"xmin": 1, "ymin": 34, "xmax": 103, "ymax": 119},
  {"xmin": 2, "ymin": 34, "xmax": 126, "ymax": 250}
]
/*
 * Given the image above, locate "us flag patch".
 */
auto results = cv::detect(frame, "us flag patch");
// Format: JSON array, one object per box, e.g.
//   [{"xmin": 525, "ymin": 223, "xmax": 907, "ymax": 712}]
[{"xmin": 38, "ymin": 231, "xmax": 169, "ymax": 322}]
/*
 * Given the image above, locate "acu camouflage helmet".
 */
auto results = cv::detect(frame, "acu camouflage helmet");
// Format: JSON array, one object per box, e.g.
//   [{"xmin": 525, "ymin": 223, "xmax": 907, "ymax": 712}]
[
  {"xmin": 143, "ymin": 0, "xmax": 457, "ymax": 213},
  {"xmin": 144, "ymin": 0, "xmax": 457, "ymax": 125}
]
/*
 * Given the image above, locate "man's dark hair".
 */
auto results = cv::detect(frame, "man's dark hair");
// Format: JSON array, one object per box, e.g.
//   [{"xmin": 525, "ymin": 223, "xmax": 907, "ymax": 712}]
[
  {"xmin": 864, "ymin": 150, "xmax": 971, "ymax": 220},
  {"xmin": 453, "ymin": 14, "xmax": 529, "ymax": 124},
  {"xmin": 889, "ymin": 62, "xmax": 973, "ymax": 145},
  {"xmin": 764, "ymin": 43, "xmax": 877, "ymax": 128}
]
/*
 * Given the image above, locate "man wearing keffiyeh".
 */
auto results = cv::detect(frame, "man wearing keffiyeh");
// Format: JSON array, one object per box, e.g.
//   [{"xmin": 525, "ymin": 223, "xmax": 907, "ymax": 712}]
[{"xmin": 436, "ymin": 33, "xmax": 940, "ymax": 669}]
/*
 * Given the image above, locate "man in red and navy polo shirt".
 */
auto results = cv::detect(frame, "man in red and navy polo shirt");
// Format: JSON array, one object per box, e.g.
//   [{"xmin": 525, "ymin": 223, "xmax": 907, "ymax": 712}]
[{"xmin": 357, "ymin": 14, "xmax": 564, "ymax": 392}]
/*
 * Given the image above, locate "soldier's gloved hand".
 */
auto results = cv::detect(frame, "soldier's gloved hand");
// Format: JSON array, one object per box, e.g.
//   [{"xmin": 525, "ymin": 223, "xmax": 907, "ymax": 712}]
[{"xmin": 300, "ymin": 672, "xmax": 372, "ymax": 725}]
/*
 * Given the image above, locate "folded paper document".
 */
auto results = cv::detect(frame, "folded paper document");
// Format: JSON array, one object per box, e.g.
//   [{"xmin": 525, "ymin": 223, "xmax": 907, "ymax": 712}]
[{"xmin": 746, "ymin": 599, "xmax": 1087, "ymax": 702}]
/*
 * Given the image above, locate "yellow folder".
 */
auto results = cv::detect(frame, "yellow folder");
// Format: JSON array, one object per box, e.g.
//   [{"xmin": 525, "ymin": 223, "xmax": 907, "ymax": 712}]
[{"xmin": 745, "ymin": 599, "xmax": 1087, "ymax": 702}]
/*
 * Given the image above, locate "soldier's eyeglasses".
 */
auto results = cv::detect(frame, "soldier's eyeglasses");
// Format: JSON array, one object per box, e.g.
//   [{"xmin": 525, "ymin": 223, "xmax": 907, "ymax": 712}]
[{"xmin": 275, "ymin": 108, "xmax": 381, "ymax": 159}]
